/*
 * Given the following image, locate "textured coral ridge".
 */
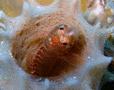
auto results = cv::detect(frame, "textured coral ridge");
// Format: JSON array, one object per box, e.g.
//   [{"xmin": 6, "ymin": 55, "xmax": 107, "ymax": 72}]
[{"xmin": 11, "ymin": 10, "xmax": 87, "ymax": 77}]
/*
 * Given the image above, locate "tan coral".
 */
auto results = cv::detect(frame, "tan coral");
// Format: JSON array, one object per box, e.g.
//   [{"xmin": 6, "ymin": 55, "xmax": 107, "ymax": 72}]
[{"xmin": 11, "ymin": 0, "xmax": 88, "ymax": 78}]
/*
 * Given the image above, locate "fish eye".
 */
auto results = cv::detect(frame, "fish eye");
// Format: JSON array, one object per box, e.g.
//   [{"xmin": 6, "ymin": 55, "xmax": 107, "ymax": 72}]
[{"xmin": 58, "ymin": 24, "xmax": 65, "ymax": 30}]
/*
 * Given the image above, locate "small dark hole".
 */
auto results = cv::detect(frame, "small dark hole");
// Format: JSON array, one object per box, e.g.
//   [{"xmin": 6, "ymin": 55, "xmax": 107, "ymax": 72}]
[
  {"xmin": 36, "ymin": 23, "xmax": 40, "ymax": 26},
  {"xmin": 60, "ymin": 27, "xmax": 64, "ymax": 30},
  {"xmin": 63, "ymin": 43, "xmax": 67, "ymax": 45}
]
